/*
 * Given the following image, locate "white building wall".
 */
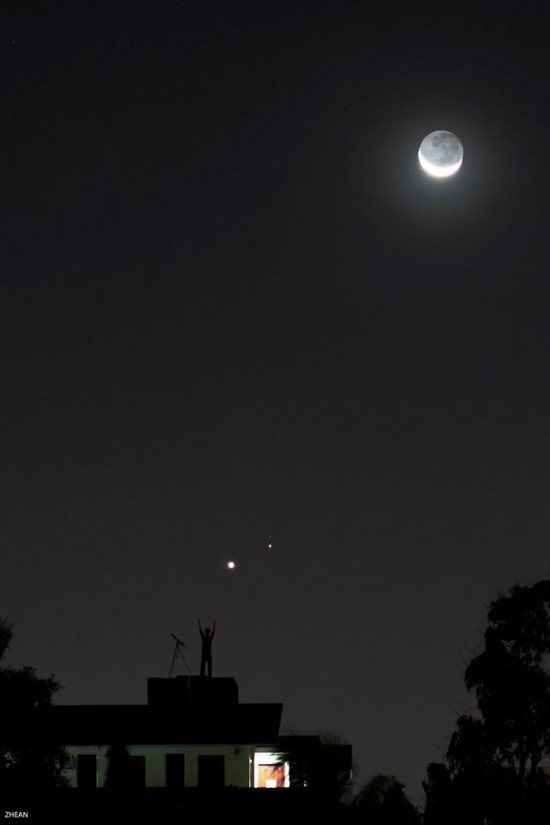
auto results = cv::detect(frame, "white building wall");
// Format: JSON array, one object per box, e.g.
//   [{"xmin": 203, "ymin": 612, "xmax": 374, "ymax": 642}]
[
  {"xmin": 64, "ymin": 742, "xmax": 253, "ymax": 788},
  {"xmin": 63, "ymin": 744, "xmax": 109, "ymax": 788}
]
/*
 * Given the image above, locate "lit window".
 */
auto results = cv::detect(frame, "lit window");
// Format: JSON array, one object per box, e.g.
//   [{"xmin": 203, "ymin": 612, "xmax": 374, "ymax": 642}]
[{"xmin": 253, "ymin": 752, "xmax": 289, "ymax": 788}]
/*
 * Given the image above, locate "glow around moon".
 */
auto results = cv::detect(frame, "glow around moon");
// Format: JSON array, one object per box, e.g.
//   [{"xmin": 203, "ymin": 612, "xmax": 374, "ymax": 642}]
[{"xmin": 418, "ymin": 130, "xmax": 463, "ymax": 178}]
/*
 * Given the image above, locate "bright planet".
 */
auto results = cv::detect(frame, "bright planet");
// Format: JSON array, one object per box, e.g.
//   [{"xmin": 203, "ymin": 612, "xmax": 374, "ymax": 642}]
[{"xmin": 418, "ymin": 130, "xmax": 463, "ymax": 178}]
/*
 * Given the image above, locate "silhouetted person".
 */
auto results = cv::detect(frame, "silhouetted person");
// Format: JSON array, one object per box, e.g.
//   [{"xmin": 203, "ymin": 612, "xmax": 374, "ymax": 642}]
[{"xmin": 198, "ymin": 619, "xmax": 216, "ymax": 677}]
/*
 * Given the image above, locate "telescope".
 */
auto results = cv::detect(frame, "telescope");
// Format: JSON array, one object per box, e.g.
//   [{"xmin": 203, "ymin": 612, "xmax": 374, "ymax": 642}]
[{"xmin": 168, "ymin": 632, "xmax": 191, "ymax": 677}]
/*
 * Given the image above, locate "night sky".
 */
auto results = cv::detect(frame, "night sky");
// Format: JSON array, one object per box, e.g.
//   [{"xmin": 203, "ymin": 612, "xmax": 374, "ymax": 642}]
[{"xmin": 2, "ymin": 0, "xmax": 550, "ymax": 803}]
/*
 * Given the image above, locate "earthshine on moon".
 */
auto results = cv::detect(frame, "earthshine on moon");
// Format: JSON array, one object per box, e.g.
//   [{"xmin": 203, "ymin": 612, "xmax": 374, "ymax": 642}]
[{"xmin": 418, "ymin": 130, "xmax": 463, "ymax": 178}]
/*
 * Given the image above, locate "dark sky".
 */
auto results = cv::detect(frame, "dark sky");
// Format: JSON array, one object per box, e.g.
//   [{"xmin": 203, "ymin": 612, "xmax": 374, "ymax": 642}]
[{"xmin": 2, "ymin": 0, "xmax": 550, "ymax": 802}]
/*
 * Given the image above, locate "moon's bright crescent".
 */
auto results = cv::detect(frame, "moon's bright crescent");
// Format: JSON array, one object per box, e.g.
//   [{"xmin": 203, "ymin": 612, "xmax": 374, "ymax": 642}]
[{"xmin": 418, "ymin": 150, "xmax": 462, "ymax": 178}]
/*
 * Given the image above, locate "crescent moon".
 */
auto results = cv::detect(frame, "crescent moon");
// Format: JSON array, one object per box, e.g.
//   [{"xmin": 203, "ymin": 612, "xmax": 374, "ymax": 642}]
[{"xmin": 418, "ymin": 131, "xmax": 463, "ymax": 178}]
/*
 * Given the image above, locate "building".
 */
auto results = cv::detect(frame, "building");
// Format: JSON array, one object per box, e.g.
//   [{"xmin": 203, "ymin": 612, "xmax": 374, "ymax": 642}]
[{"xmin": 48, "ymin": 675, "xmax": 351, "ymax": 795}]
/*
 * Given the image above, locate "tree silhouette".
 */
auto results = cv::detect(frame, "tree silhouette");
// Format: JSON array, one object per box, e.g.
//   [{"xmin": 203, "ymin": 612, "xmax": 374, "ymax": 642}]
[
  {"xmin": 351, "ymin": 774, "xmax": 421, "ymax": 824},
  {"xmin": 104, "ymin": 743, "xmax": 140, "ymax": 791},
  {"xmin": 104, "ymin": 743, "xmax": 141, "ymax": 824},
  {"xmin": 462, "ymin": 581, "xmax": 550, "ymax": 785},
  {"xmin": 423, "ymin": 580, "xmax": 550, "ymax": 824},
  {"xmin": 0, "ymin": 618, "xmax": 13, "ymax": 660},
  {"xmin": 0, "ymin": 616, "xmax": 67, "ymax": 793}
]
